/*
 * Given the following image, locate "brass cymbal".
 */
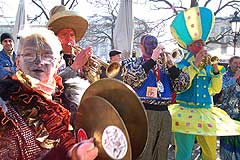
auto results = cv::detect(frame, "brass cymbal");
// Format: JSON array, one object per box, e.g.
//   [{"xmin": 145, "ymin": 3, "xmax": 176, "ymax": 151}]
[
  {"xmin": 76, "ymin": 96, "xmax": 132, "ymax": 160},
  {"xmin": 80, "ymin": 78, "xmax": 148, "ymax": 160}
]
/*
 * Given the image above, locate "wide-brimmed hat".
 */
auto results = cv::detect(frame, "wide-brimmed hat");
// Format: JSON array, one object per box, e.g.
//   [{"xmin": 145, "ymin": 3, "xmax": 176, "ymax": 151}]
[{"xmin": 47, "ymin": 5, "xmax": 88, "ymax": 42}]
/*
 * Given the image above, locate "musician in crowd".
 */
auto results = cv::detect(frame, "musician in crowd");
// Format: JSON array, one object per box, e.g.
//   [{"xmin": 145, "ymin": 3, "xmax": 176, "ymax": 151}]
[
  {"xmin": 219, "ymin": 56, "xmax": 240, "ymax": 159},
  {"xmin": 121, "ymin": 34, "xmax": 190, "ymax": 160},
  {"xmin": 0, "ymin": 33, "xmax": 16, "ymax": 79},
  {"xmin": 100, "ymin": 49, "xmax": 122, "ymax": 80},
  {"xmin": 0, "ymin": 27, "xmax": 98, "ymax": 160},
  {"xmin": 48, "ymin": 5, "xmax": 91, "ymax": 70},
  {"xmin": 222, "ymin": 56, "xmax": 240, "ymax": 89},
  {"xmin": 47, "ymin": 5, "xmax": 91, "ymax": 125},
  {"xmin": 169, "ymin": 6, "xmax": 240, "ymax": 160}
]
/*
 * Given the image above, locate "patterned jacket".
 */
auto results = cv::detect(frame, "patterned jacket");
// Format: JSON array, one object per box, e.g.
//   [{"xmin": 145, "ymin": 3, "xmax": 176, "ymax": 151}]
[{"xmin": 121, "ymin": 57, "xmax": 190, "ymax": 108}]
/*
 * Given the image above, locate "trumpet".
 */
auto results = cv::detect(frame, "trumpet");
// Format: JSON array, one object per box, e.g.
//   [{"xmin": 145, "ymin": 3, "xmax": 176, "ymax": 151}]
[
  {"xmin": 69, "ymin": 44, "xmax": 121, "ymax": 83},
  {"xmin": 198, "ymin": 54, "xmax": 219, "ymax": 70},
  {"xmin": 157, "ymin": 48, "xmax": 184, "ymax": 67}
]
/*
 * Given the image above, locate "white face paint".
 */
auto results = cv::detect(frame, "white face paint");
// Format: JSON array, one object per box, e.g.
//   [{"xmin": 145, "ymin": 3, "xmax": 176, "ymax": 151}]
[{"xmin": 17, "ymin": 34, "xmax": 61, "ymax": 84}]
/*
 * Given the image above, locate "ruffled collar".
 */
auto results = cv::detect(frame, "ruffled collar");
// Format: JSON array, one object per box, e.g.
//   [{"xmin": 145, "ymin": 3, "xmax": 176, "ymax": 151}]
[
  {"xmin": 0, "ymin": 73, "xmax": 74, "ymax": 151},
  {"xmin": 14, "ymin": 70, "xmax": 61, "ymax": 100}
]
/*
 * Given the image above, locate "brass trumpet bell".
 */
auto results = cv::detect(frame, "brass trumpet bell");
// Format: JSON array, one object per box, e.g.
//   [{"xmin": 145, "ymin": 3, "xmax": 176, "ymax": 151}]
[
  {"xmin": 106, "ymin": 61, "xmax": 121, "ymax": 78},
  {"xmin": 172, "ymin": 48, "xmax": 184, "ymax": 63},
  {"xmin": 198, "ymin": 54, "xmax": 219, "ymax": 70},
  {"xmin": 76, "ymin": 79, "xmax": 148, "ymax": 160},
  {"xmin": 91, "ymin": 56, "xmax": 121, "ymax": 79},
  {"xmin": 69, "ymin": 44, "xmax": 121, "ymax": 83}
]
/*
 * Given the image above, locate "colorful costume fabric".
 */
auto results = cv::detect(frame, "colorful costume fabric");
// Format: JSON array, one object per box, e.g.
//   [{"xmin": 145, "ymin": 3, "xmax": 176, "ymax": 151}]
[
  {"xmin": 0, "ymin": 71, "xmax": 76, "ymax": 160},
  {"xmin": 169, "ymin": 6, "xmax": 240, "ymax": 160},
  {"xmin": 170, "ymin": 7, "xmax": 214, "ymax": 50},
  {"xmin": 122, "ymin": 57, "xmax": 189, "ymax": 160},
  {"xmin": 169, "ymin": 52, "xmax": 240, "ymax": 135}
]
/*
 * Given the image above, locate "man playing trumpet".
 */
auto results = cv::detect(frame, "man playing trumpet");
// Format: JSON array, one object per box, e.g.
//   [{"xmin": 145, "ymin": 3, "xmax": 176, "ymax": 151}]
[
  {"xmin": 48, "ymin": 5, "xmax": 92, "ymax": 73},
  {"xmin": 169, "ymin": 6, "xmax": 240, "ymax": 160},
  {"xmin": 121, "ymin": 34, "xmax": 190, "ymax": 160},
  {"xmin": 47, "ymin": 5, "xmax": 91, "ymax": 126}
]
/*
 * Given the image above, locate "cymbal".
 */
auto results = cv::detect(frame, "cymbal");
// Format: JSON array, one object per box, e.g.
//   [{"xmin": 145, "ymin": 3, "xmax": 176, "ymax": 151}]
[
  {"xmin": 75, "ymin": 96, "xmax": 132, "ymax": 160},
  {"xmin": 80, "ymin": 78, "xmax": 148, "ymax": 160}
]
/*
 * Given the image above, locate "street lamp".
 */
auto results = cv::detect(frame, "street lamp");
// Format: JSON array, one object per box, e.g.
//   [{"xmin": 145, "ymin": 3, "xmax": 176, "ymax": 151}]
[{"xmin": 230, "ymin": 11, "xmax": 240, "ymax": 55}]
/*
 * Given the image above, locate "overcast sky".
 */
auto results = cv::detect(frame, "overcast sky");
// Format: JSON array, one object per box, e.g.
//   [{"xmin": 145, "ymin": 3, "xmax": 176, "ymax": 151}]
[
  {"xmin": 0, "ymin": 0, "xmax": 238, "ymax": 53},
  {"xmin": 0, "ymin": 0, "xmax": 235, "ymax": 23}
]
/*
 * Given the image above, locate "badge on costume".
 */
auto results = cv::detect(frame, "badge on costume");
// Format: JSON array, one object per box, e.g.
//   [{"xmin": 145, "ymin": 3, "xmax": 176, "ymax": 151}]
[
  {"xmin": 157, "ymin": 81, "xmax": 164, "ymax": 93},
  {"xmin": 146, "ymin": 86, "xmax": 158, "ymax": 98}
]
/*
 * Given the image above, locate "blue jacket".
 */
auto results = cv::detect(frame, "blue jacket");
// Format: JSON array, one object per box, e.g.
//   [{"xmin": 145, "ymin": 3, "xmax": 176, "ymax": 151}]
[
  {"xmin": 176, "ymin": 52, "xmax": 225, "ymax": 108},
  {"xmin": 0, "ymin": 49, "xmax": 16, "ymax": 79}
]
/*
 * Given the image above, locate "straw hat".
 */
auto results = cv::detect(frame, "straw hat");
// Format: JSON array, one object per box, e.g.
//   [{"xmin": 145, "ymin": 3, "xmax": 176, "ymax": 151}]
[{"xmin": 47, "ymin": 5, "xmax": 88, "ymax": 42}]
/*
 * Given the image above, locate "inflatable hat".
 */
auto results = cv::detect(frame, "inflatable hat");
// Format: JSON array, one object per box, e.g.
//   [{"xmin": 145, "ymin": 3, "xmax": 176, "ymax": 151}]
[
  {"xmin": 47, "ymin": 5, "xmax": 88, "ymax": 42},
  {"xmin": 170, "ymin": 7, "xmax": 215, "ymax": 49}
]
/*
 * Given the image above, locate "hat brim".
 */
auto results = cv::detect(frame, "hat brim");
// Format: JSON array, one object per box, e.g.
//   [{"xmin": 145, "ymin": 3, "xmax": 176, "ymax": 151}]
[{"xmin": 47, "ymin": 11, "xmax": 88, "ymax": 42}]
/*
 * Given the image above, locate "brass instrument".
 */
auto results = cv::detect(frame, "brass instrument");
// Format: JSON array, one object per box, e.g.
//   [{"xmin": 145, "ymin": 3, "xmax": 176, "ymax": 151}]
[
  {"xmin": 172, "ymin": 48, "xmax": 184, "ymax": 63},
  {"xmin": 69, "ymin": 45, "xmax": 121, "ymax": 83},
  {"xmin": 198, "ymin": 54, "xmax": 219, "ymax": 70},
  {"xmin": 157, "ymin": 48, "xmax": 184, "ymax": 67}
]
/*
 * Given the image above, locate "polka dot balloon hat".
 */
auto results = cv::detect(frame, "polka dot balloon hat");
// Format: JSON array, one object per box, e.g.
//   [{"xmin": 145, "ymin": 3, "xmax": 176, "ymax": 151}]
[{"xmin": 170, "ymin": 7, "xmax": 215, "ymax": 49}]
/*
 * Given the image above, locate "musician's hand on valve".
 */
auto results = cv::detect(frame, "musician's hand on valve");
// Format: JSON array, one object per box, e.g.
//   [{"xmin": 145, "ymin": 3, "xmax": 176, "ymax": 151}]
[
  {"xmin": 151, "ymin": 45, "xmax": 163, "ymax": 61},
  {"xmin": 194, "ymin": 49, "xmax": 207, "ymax": 67},
  {"xmin": 71, "ymin": 46, "xmax": 92, "ymax": 71}
]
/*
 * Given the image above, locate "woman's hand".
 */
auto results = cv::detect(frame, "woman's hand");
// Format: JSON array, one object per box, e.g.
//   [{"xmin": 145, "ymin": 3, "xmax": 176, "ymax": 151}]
[{"xmin": 69, "ymin": 138, "xmax": 98, "ymax": 160}]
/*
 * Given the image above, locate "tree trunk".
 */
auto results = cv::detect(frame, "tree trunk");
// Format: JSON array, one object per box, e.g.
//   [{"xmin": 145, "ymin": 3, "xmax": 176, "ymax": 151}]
[{"xmin": 190, "ymin": 0, "xmax": 198, "ymax": 7}]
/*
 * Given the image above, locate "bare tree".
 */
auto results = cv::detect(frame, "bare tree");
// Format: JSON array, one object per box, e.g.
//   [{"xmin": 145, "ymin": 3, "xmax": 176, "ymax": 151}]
[
  {"xmin": 148, "ymin": 0, "xmax": 240, "ymax": 46},
  {"xmin": 84, "ymin": 0, "xmax": 167, "ymax": 53},
  {"xmin": 81, "ymin": 0, "xmax": 119, "ymax": 49},
  {"xmin": 30, "ymin": 0, "xmax": 79, "ymax": 22},
  {"xmin": 29, "ymin": 0, "xmax": 240, "ymax": 55}
]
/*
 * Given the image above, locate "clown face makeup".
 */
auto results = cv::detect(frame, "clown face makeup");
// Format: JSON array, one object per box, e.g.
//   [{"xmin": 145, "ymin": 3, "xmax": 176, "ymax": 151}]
[
  {"xmin": 17, "ymin": 28, "xmax": 62, "ymax": 84},
  {"xmin": 18, "ymin": 37, "xmax": 59, "ymax": 83},
  {"xmin": 187, "ymin": 40, "xmax": 205, "ymax": 55}
]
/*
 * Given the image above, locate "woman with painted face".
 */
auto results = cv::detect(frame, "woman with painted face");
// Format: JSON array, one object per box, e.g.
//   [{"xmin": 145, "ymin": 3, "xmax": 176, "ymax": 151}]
[
  {"xmin": 0, "ymin": 27, "xmax": 98, "ymax": 160},
  {"xmin": 121, "ymin": 34, "xmax": 190, "ymax": 160},
  {"xmin": 169, "ymin": 7, "xmax": 240, "ymax": 160}
]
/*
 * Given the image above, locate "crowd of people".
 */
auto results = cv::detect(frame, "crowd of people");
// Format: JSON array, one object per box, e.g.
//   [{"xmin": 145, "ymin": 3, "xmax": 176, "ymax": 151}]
[{"xmin": 0, "ymin": 4, "xmax": 240, "ymax": 160}]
